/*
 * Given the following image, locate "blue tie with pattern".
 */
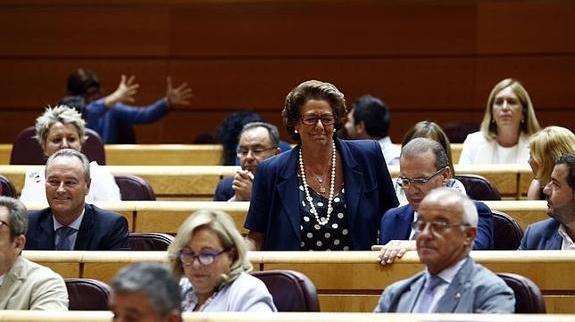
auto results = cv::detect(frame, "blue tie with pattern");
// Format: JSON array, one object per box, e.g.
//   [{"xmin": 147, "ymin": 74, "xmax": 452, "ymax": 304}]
[
  {"xmin": 413, "ymin": 274, "xmax": 444, "ymax": 313},
  {"xmin": 55, "ymin": 226, "xmax": 75, "ymax": 250}
]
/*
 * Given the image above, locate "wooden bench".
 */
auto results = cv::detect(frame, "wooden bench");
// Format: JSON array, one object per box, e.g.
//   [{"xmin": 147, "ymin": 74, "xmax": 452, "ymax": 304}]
[
  {"xmin": 24, "ymin": 200, "xmax": 547, "ymax": 236},
  {"xmin": 1, "ymin": 311, "xmax": 573, "ymax": 322},
  {"xmin": 22, "ymin": 250, "xmax": 575, "ymax": 314},
  {"xmin": 3, "ymin": 164, "xmax": 532, "ymax": 200},
  {"xmin": 0, "ymin": 144, "xmax": 224, "ymax": 165}
]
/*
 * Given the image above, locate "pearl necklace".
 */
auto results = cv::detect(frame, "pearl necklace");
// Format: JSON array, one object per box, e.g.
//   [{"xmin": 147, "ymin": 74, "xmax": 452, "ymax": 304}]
[{"xmin": 298, "ymin": 140, "xmax": 337, "ymax": 226}]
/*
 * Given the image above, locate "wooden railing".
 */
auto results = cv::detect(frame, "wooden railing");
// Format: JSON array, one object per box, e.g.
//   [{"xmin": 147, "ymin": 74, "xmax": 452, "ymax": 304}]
[{"xmin": 22, "ymin": 250, "xmax": 575, "ymax": 314}]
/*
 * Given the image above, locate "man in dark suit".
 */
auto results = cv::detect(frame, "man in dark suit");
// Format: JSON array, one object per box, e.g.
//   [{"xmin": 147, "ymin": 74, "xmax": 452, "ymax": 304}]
[
  {"xmin": 25, "ymin": 149, "xmax": 128, "ymax": 250},
  {"xmin": 520, "ymin": 153, "xmax": 575, "ymax": 250},
  {"xmin": 213, "ymin": 122, "xmax": 280, "ymax": 201},
  {"xmin": 374, "ymin": 188, "xmax": 514, "ymax": 313},
  {"xmin": 378, "ymin": 138, "xmax": 493, "ymax": 264}
]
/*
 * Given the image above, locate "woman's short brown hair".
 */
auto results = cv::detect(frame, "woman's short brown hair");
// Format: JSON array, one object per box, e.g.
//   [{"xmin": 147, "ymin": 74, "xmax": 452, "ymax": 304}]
[{"xmin": 282, "ymin": 80, "xmax": 347, "ymax": 141}]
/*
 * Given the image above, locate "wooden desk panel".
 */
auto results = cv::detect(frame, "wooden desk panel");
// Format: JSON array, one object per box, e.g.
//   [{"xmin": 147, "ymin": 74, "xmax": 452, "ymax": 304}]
[{"xmin": 22, "ymin": 250, "xmax": 575, "ymax": 314}]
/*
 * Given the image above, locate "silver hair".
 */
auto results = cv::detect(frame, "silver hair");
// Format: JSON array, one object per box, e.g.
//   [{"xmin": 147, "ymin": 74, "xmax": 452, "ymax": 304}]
[
  {"xmin": 0, "ymin": 196, "xmax": 28, "ymax": 240},
  {"xmin": 424, "ymin": 187, "xmax": 478, "ymax": 228},
  {"xmin": 111, "ymin": 263, "xmax": 181, "ymax": 317},
  {"xmin": 45, "ymin": 148, "xmax": 91, "ymax": 182},
  {"xmin": 401, "ymin": 137, "xmax": 449, "ymax": 171},
  {"xmin": 34, "ymin": 105, "xmax": 86, "ymax": 146},
  {"xmin": 241, "ymin": 122, "xmax": 280, "ymax": 148}
]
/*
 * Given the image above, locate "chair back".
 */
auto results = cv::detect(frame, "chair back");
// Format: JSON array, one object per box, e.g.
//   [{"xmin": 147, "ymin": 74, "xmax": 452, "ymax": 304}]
[
  {"xmin": 0, "ymin": 175, "xmax": 17, "ymax": 198},
  {"xmin": 10, "ymin": 126, "xmax": 106, "ymax": 165},
  {"xmin": 442, "ymin": 122, "xmax": 479, "ymax": 143},
  {"xmin": 251, "ymin": 270, "xmax": 320, "ymax": 312},
  {"xmin": 497, "ymin": 273, "xmax": 546, "ymax": 313},
  {"xmin": 492, "ymin": 210, "xmax": 523, "ymax": 250},
  {"xmin": 114, "ymin": 175, "xmax": 156, "ymax": 200},
  {"xmin": 128, "ymin": 233, "xmax": 174, "ymax": 251},
  {"xmin": 65, "ymin": 278, "xmax": 111, "ymax": 310},
  {"xmin": 455, "ymin": 174, "xmax": 501, "ymax": 201}
]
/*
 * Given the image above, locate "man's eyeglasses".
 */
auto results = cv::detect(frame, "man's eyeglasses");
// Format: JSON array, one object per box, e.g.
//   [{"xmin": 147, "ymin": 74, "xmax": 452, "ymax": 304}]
[
  {"xmin": 300, "ymin": 114, "xmax": 336, "ymax": 126},
  {"xmin": 179, "ymin": 248, "xmax": 230, "ymax": 266},
  {"xmin": 411, "ymin": 220, "xmax": 469, "ymax": 235},
  {"xmin": 397, "ymin": 167, "xmax": 447, "ymax": 188},
  {"xmin": 236, "ymin": 146, "xmax": 277, "ymax": 158}
]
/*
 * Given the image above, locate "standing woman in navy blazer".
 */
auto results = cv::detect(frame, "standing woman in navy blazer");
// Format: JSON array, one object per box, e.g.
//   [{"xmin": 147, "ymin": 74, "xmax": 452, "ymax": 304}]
[{"xmin": 245, "ymin": 80, "xmax": 398, "ymax": 251}]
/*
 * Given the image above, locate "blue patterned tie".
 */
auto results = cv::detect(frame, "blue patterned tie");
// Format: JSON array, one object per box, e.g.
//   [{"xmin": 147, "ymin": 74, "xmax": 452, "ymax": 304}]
[
  {"xmin": 413, "ymin": 274, "xmax": 444, "ymax": 313},
  {"xmin": 55, "ymin": 226, "xmax": 75, "ymax": 250}
]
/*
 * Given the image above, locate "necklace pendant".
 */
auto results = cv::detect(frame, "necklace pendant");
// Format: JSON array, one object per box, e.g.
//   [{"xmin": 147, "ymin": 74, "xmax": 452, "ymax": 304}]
[{"xmin": 319, "ymin": 186, "xmax": 326, "ymax": 194}]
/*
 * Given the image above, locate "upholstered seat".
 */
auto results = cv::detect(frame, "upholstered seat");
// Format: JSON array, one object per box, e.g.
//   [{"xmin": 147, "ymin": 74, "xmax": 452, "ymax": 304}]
[
  {"xmin": 497, "ymin": 273, "xmax": 546, "ymax": 313},
  {"xmin": 0, "ymin": 175, "xmax": 17, "ymax": 198},
  {"xmin": 492, "ymin": 210, "xmax": 524, "ymax": 250},
  {"xmin": 114, "ymin": 174, "xmax": 156, "ymax": 201},
  {"xmin": 10, "ymin": 126, "xmax": 105, "ymax": 165},
  {"xmin": 128, "ymin": 233, "xmax": 174, "ymax": 251},
  {"xmin": 65, "ymin": 278, "xmax": 111, "ymax": 311},
  {"xmin": 251, "ymin": 270, "xmax": 320, "ymax": 312},
  {"xmin": 455, "ymin": 174, "xmax": 501, "ymax": 201}
]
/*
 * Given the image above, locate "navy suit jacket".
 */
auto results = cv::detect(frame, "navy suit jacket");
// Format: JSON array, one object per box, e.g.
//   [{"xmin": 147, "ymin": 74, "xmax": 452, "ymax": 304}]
[
  {"xmin": 519, "ymin": 218, "xmax": 562, "ymax": 250},
  {"xmin": 25, "ymin": 204, "xmax": 129, "ymax": 250},
  {"xmin": 378, "ymin": 201, "xmax": 494, "ymax": 250},
  {"xmin": 245, "ymin": 138, "xmax": 399, "ymax": 250},
  {"xmin": 213, "ymin": 176, "xmax": 234, "ymax": 201}
]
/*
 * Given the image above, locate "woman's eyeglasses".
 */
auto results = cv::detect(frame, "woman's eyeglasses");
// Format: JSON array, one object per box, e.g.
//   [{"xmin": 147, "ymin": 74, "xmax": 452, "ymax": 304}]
[
  {"xmin": 179, "ymin": 248, "xmax": 230, "ymax": 266},
  {"xmin": 300, "ymin": 114, "xmax": 335, "ymax": 126}
]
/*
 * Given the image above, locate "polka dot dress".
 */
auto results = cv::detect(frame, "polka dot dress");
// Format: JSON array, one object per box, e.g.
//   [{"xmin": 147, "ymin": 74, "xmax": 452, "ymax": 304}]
[{"xmin": 298, "ymin": 178, "xmax": 352, "ymax": 251}]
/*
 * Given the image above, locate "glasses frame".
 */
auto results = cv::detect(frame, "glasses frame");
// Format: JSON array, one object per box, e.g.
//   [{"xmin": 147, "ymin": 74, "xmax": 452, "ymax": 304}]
[
  {"xmin": 300, "ymin": 114, "xmax": 336, "ymax": 126},
  {"xmin": 397, "ymin": 167, "xmax": 447, "ymax": 188},
  {"xmin": 411, "ymin": 220, "xmax": 470, "ymax": 235},
  {"xmin": 179, "ymin": 248, "xmax": 230, "ymax": 266},
  {"xmin": 236, "ymin": 146, "xmax": 278, "ymax": 158}
]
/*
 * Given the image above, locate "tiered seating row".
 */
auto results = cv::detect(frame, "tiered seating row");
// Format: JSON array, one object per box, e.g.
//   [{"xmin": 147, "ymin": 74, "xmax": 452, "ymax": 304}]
[
  {"xmin": 22, "ymin": 250, "xmax": 575, "ymax": 314},
  {"xmin": 3, "ymin": 164, "xmax": 532, "ymax": 200},
  {"xmin": 23, "ymin": 200, "xmax": 547, "ymax": 235}
]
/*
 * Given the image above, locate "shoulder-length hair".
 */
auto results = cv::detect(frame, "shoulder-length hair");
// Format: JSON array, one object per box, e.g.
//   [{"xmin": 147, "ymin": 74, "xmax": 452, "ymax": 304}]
[
  {"xmin": 480, "ymin": 78, "xmax": 541, "ymax": 140},
  {"xmin": 167, "ymin": 210, "xmax": 252, "ymax": 285},
  {"xmin": 530, "ymin": 126, "xmax": 575, "ymax": 184}
]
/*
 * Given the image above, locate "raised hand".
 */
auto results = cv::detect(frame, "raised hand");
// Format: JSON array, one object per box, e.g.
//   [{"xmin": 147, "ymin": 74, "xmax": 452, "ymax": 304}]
[
  {"xmin": 166, "ymin": 77, "xmax": 193, "ymax": 108},
  {"xmin": 104, "ymin": 75, "xmax": 140, "ymax": 108},
  {"xmin": 232, "ymin": 169, "xmax": 254, "ymax": 201}
]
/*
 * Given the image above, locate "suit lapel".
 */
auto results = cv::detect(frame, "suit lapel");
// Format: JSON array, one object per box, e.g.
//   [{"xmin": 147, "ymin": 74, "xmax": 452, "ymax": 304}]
[
  {"xmin": 74, "ymin": 205, "xmax": 93, "ymax": 250},
  {"xmin": 400, "ymin": 205, "xmax": 416, "ymax": 240},
  {"xmin": 399, "ymin": 274, "xmax": 426, "ymax": 312},
  {"xmin": 276, "ymin": 147, "xmax": 302, "ymax": 240},
  {"xmin": 39, "ymin": 210, "xmax": 55, "ymax": 249},
  {"xmin": 337, "ymin": 139, "xmax": 363, "ymax": 231},
  {"xmin": 549, "ymin": 230, "xmax": 563, "ymax": 250},
  {"xmin": 0, "ymin": 257, "xmax": 25, "ymax": 309},
  {"xmin": 434, "ymin": 257, "xmax": 473, "ymax": 312}
]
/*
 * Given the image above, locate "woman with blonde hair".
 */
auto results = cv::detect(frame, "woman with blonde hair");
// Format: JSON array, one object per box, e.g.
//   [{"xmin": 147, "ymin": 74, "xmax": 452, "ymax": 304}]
[
  {"xmin": 459, "ymin": 78, "xmax": 541, "ymax": 164},
  {"xmin": 168, "ymin": 210, "xmax": 276, "ymax": 312},
  {"xmin": 527, "ymin": 126, "xmax": 575, "ymax": 200}
]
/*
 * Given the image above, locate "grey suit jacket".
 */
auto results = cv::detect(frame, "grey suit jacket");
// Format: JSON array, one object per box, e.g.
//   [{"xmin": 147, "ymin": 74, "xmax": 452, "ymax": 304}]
[
  {"xmin": 0, "ymin": 256, "xmax": 68, "ymax": 310},
  {"xmin": 374, "ymin": 257, "xmax": 515, "ymax": 313}
]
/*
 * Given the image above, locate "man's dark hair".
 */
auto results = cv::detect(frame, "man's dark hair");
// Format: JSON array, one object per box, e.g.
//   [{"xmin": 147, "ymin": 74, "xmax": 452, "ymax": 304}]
[
  {"xmin": 215, "ymin": 110, "xmax": 263, "ymax": 165},
  {"xmin": 67, "ymin": 68, "xmax": 100, "ymax": 96},
  {"xmin": 111, "ymin": 263, "xmax": 181, "ymax": 318},
  {"xmin": 352, "ymin": 95, "xmax": 390, "ymax": 138},
  {"xmin": 556, "ymin": 153, "xmax": 575, "ymax": 190}
]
